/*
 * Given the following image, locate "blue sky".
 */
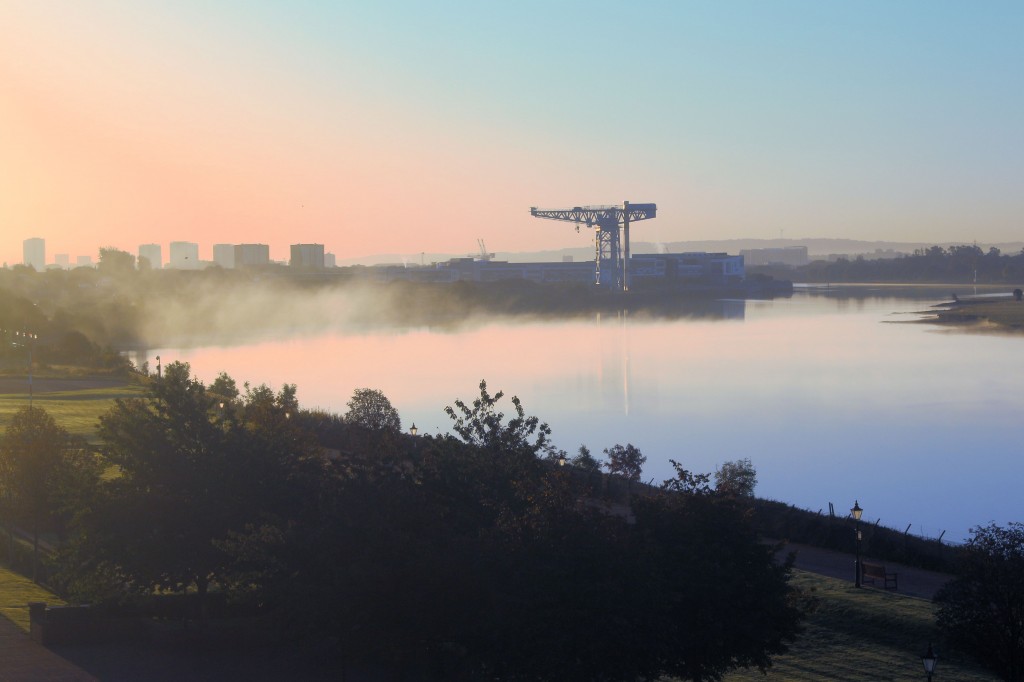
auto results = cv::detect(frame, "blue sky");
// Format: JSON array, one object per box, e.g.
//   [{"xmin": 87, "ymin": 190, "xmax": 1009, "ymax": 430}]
[{"xmin": 2, "ymin": 1, "xmax": 1022, "ymax": 264}]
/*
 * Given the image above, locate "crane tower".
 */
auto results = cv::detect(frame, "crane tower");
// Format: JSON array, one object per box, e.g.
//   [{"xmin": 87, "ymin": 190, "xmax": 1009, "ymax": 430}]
[{"xmin": 530, "ymin": 201, "xmax": 657, "ymax": 292}]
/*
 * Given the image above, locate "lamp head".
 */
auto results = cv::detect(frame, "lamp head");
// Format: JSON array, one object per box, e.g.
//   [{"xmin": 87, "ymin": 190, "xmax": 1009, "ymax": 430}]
[{"xmin": 922, "ymin": 642, "xmax": 938, "ymax": 674}]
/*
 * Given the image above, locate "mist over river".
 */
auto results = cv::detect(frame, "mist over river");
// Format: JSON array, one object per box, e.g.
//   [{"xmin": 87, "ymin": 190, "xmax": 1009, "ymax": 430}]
[{"xmin": 140, "ymin": 285, "xmax": 1024, "ymax": 543}]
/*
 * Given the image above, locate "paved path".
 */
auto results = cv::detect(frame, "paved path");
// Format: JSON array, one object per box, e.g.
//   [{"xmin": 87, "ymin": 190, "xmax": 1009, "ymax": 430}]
[
  {"xmin": 0, "ymin": 614, "xmax": 98, "ymax": 682},
  {"xmin": 777, "ymin": 541, "xmax": 952, "ymax": 599}
]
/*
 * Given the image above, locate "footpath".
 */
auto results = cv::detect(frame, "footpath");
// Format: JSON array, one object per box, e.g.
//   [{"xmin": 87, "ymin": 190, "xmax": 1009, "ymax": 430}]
[
  {"xmin": 0, "ymin": 614, "xmax": 97, "ymax": 682},
  {"xmin": 779, "ymin": 541, "xmax": 952, "ymax": 599}
]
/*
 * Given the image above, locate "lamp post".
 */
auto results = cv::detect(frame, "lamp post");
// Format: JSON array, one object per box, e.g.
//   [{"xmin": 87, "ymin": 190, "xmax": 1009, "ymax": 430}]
[
  {"xmin": 558, "ymin": 452, "xmax": 566, "ymax": 467},
  {"xmin": 922, "ymin": 642, "xmax": 938, "ymax": 681},
  {"xmin": 409, "ymin": 423, "xmax": 418, "ymax": 436},
  {"xmin": 851, "ymin": 500, "xmax": 863, "ymax": 588}
]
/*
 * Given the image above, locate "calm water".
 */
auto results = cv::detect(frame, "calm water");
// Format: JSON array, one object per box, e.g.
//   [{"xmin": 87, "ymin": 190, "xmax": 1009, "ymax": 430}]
[{"xmin": 143, "ymin": 287, "xmax": 1024, "ymax": 543}]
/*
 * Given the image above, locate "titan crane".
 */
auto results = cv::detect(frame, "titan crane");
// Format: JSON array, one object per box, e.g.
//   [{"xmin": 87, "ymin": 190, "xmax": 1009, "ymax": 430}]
[{"xmin": 529, "ymin": 201, "xmax": 657, "ymax": 292}]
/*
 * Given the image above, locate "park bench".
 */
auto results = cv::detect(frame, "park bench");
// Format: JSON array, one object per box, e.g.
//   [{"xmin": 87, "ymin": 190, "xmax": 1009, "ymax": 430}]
[{"xmin": 861, "ymin": 561, "xmax": 898, "ymax": 591}]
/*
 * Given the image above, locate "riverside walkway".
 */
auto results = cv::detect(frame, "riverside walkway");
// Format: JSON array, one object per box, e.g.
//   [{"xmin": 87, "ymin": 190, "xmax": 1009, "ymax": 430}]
[{"xmin": 779, "ymin": 541, "xmax": 952, "ymax": 599}]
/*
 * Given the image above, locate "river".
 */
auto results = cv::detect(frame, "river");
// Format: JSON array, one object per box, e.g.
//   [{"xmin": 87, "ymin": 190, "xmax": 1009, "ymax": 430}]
[{"xmin": 140, "ymin": 285, "xmax": 1024, "ymax": 543}]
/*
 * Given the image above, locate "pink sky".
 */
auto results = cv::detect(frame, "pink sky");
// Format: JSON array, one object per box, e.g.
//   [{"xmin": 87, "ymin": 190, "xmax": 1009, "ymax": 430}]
[{"xmin": 3, "ymin": 2, "xmax": 1022, "ymax": 267}]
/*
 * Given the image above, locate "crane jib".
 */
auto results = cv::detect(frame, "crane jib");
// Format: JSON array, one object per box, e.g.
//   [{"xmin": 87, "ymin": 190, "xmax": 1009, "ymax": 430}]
[{"xmin": 528, "ymin": 201, "xmax": 658, "ymax": 292}]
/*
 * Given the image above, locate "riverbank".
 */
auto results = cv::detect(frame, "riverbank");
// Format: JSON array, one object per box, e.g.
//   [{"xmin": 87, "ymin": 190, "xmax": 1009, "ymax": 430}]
[{"xmin": 924, "ymin": 298, "xmax": 1024, "ymax": 331}]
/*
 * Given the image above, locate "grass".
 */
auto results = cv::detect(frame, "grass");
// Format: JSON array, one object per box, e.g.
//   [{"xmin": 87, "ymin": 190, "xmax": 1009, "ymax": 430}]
[
  {"xmin": 0, "ymin": 563, "xmax": 64, "ymax": 633},
  {"xmin": 724, "ymin": 570, "xmax": 994, "ymax": 681},
  {"xmin": 0, "ymin": 384, "xmax": 144, "ymax": 442}
]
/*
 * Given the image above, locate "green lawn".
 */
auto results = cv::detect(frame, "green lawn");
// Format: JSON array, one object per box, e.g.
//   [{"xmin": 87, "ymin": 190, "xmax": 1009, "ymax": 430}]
[
  {"xmin": 0, "ymin": 385, "xmax": 144, "ymax": 442},
  {"xmin": 0, "ymin": 564, "xmax": 64, "ymax": 633},
  {"xmin": 724, "ymin": 570, "xmax": 994, "ymax": 681}
]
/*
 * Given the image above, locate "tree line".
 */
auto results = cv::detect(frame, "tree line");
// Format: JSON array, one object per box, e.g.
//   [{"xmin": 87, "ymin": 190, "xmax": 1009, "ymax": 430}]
[
  {"xmin": 1, "ymin": 366, "xmax": 799, "ymax": 680},
  {"xmin": 778, "ymin": 244, "xmax": 1024, "ymax": 284}
]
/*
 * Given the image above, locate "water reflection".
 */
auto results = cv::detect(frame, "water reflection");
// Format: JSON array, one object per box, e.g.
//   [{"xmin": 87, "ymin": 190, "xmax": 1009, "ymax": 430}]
[{"xmin": 141, "ymin": 290, "xmax": 1023, "ymax": 543}]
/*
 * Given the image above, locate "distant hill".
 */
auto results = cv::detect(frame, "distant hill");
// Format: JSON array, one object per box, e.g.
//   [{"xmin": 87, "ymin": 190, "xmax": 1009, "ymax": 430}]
[{"xmin": 336, "ymin": 239, "xmax": 1024, "ymax": 267}]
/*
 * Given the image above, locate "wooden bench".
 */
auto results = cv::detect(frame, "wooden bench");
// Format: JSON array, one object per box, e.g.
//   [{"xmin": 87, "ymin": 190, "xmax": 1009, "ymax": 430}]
[{"xmin": 861, "ymin": 561, "xmax": 898, "ymax": 590}]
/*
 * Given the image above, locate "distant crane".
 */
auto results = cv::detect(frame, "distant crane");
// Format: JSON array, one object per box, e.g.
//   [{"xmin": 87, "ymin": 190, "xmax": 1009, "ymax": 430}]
[
  {"xmin": 529, "ymin": 201, "xmax": 657, "ymax": 291},
  {"xmin": 477, "ymin": 239, "xmax": 494, "ymax": 262}
]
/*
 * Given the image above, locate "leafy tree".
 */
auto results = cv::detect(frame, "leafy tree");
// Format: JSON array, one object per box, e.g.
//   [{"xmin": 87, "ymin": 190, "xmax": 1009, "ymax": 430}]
[
  {"xmin": 70, "ymin": 362, "xmax": 320, "ymax": 616},
  {"xmin": 445, "ymin": 379, "xmax": 552, "ymax": 457},
  {"xmin": 626, "ymin": 474, "xmax": 803, "ymax": 681},
  {"xmin": 0, "ymin": 406, "xmax": 99, "ymax": 580},
  {"xmin": 715, "ymin": 457, "xmax": 758, "ymax": 497},
  {"xmin": 935, "ymin": 522, "xmax": 1024, "ymax": 681},
  {"xmin": 345, "ymin": 387, "xmax": 401, "ymax": 433},
  {"xmin": 209, "ymin": 371, "xmax": 239, "ymax": 401},
  {"xmin": 604, "ymin": 443, "xmax": 646, "ymax": 481},
  {"xmin": 570, "ymin": 444, "xmax": 602, "ymax": 472},
  {"xmin": 97, "ymin": 247, "xmax": 136, "ymax": 275}
]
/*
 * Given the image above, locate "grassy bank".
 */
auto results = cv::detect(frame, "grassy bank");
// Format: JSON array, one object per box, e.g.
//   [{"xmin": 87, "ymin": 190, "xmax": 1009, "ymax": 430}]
[
  {"xmin": 0, "ymin": 382, "xmax": 143, "ymax": 441},
  {"xmin": 0, "ymin": 564, "xmax": 64, "ymax": 633},
  {"xmin": 725, "ymin": 570, "xmax": 992, "ymax": 681}
]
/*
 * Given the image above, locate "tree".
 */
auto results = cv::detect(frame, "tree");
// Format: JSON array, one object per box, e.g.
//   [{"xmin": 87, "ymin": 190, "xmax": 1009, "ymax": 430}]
[
  {"xmin": 715, "ymin": 458, "xmax": 757, "ymax": 497},
  {"xmin": 935, "ymin": 522, "xmax": 1024, "ymax": 681},
  {"xmin": 0, "ymin": 406, "xmax": 99, "ymax": 580},
  {"xmin": 345, "ymin": 387, "xmax": 401, "ymax": 433},
  {"xmin": 97, "ymin": 247, "xmax": 136, "ymax": 275},
  {"xmin": 570, "ymin": 444, "xmax": 602, "ymax": 472},
  {"xmin": 445, "ymin": 380, "xmax": 552, "ymax": 457},
  {"xmin": 70, "ymin": 362, "xmax": 320, "ymax": 616},
  {"xmin": 604, "ymin": 443, "xmax": 646, "ymax": 481}
]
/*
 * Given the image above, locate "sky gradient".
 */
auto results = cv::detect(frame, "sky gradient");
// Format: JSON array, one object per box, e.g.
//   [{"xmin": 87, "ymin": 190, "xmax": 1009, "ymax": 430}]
[{"xmin": 2, "ymin": 1, "xmax": 1022, "ymax": 266}]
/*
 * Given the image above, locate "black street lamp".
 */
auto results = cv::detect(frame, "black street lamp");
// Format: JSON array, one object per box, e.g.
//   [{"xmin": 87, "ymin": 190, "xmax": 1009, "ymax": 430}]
[
  {"xmin": 922, "ymin": 642, "xmax": 938, "ymax": 681},
  {"xmin": 851, "ymin": 500, "xmax": 863, "ymax": 588},
  {"xmin": 409, "ymin": 423, "xmax": 418, "ymax": 436}
]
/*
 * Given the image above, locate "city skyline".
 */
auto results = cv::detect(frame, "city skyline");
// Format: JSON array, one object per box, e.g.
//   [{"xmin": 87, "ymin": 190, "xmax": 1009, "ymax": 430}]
[{"xmin": 2, "ymin": 2, "xmax": 1022, "ymax": 268}]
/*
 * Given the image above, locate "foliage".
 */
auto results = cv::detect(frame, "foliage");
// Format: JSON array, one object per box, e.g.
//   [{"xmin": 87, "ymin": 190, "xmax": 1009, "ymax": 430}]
[
  {"xmin": 444, "ymin": 379, "xmax": 552, "ymax": 457},
  {"xmin": 47, "ymin": 376, "xmax": 807, "ymax": 679},
  {"xmin": 345, "ymin": 387, "xmax": 401, "ymax": 433},
  {"xmin": 570, "ymin": 444, "xmax": 602, "ymax": 471},
  {"xmin": 66, "ymin": 363, "xmax": 320, "ymax": 609},
  {"xmin": 604, "ymin": 442, "xmax": 646, "ymax": 481},
  {"xmin": 97, "ymin": 248, "xmax": 136, "ymax": 276},
  {"xmin": 0, "ymin": 406, "xmax": 100, "ymax": 579},
  {"xmin": 935, "ymin": 522, "xmax": 1024, "ymax": 681},
  {"xmin": 716, "ymin": 457, "xmax": 757, "ymax": 497},
  {"xmin": 781, "ymin": 243, "xmax": 1024, "ymax": 284}
]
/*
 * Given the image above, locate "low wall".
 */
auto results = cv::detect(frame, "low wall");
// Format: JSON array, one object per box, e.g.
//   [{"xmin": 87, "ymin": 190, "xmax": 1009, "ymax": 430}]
[{"xmin": 29, "ymin": 602, "xmax": 150, "ymax": 646}]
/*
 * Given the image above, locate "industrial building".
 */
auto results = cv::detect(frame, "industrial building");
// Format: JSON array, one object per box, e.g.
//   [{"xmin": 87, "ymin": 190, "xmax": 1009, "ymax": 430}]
[
  {"xmin": 169, "ymin": 241, "xmax": 199, "ymax": 269},
  {"xmin": 360, "ymin": 252, "xmax": 744, "ymax": 286},
  {"xmin": 213, "ymin": 244, "xmax": 236, "ymax": 269},
  {"xmin": 290, "ymin": 243, "xmax": 325, "ymax": 269},
  {"xmin": 235, "ymin": 244, "xmax": 270, "ymax": 267},
  {"xmin": 138, "ymin": 243, "xmax": 162, "ymax": 269},
  {"xmin": 23, "ymin": 238, "xmax": 45, "ymax": 272}
]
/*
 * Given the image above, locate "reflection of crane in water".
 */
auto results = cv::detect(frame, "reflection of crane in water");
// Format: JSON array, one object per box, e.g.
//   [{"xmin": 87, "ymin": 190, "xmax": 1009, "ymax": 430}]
[{"xmin": 529, "ymin": 201, "xmax": 657, "ymax": 292}]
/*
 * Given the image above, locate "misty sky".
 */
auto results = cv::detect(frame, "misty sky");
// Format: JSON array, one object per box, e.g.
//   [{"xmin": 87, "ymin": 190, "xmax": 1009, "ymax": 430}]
[{"xmin": 2, "ymin": 1, "xmax": 1022, "ymax": 266}]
